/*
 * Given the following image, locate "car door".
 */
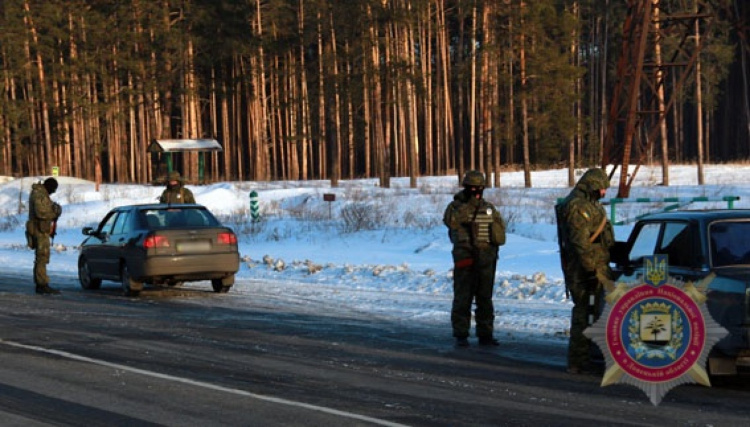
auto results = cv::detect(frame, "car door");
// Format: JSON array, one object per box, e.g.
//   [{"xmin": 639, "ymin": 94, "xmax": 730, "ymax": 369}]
[
  {"xmin": 621, "ymin": 220, "xmax": 701, "ymax": 283},
  {"xmin": 84, "ymin": 211, "xmax": 119, "ymax": 278},
  {"xmin": 101, "ymin": 210, "xmax": 132, "ymax": 277}
]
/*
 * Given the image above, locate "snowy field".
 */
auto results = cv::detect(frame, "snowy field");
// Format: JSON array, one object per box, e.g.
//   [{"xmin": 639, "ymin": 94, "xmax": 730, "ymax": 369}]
[{"xmin": 2, "ymin": 164, "xmax": 750, "ymax": 344}]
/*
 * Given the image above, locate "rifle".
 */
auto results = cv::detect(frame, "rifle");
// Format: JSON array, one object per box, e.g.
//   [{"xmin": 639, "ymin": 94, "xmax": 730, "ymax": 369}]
[
  {"xmin": 50, "ymin": 202, "xmax": 61, "ymax": 245},
  {"xmin": 554, "ymin": 202, "xmax": 570, "ymax": 298}
]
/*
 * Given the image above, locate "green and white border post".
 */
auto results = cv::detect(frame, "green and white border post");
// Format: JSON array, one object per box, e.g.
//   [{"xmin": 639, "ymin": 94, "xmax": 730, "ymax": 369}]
[{"xmin": 249, "ymin": 191, "xmax": 260, "ymax": 223}]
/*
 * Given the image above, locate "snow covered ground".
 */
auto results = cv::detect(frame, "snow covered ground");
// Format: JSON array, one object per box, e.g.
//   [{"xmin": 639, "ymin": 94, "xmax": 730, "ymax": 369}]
[{"xmin": 2, "ymin": 164, "xmax": 750, "ymax": 345}]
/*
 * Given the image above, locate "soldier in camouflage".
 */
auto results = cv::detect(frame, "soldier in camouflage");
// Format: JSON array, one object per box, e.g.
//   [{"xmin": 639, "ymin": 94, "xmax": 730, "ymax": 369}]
[
  {"xmin": 159, "ymin": 171, "xmax": 195, "ymax": 204},
  {"xmin": 26, "ymin": 177, "xmax": 63, "ymax": 295},
  {"xmin": 556, "ymin": 168, "xmax": 614, "ymax": 374},
  {"xmin": 443, "ymin": 170, "xmax": 507, "ymax": 347}
]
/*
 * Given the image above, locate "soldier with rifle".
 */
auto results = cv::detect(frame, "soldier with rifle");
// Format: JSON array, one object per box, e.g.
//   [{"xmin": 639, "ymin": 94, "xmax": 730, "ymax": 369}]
[
  {"xmin": 443, "ymin": 170, "xmax": 506, "ymax": 348},
  {"xmin": 555, "ymin": 168, "xmax": 614, "ymax": 374},
  {"xmin": 26, "ymin": 177, "xmax": 63, "ymax": 295}
]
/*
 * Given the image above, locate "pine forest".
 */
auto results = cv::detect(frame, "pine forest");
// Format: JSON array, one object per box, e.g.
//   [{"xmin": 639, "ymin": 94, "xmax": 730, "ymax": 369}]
[{"xmin": 1, "ymin": 0, "xmax": 749, "ymax": 188}]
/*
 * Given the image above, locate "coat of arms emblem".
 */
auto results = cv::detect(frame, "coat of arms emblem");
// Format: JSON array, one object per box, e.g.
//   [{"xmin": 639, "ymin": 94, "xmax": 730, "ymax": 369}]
[{"xmin": 585, "ymin": 255, "xmax": 728, "ymax": 405}]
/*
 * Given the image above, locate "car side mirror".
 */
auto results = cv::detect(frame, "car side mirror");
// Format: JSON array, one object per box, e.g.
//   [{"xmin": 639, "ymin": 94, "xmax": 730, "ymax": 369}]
[
  {"xmin": 610, "ymin": 241, "xmax": 629, "ymax": 267},
  {"xmin": 82, "ymin": 227, "xmax": 93, "ymax": 236}
]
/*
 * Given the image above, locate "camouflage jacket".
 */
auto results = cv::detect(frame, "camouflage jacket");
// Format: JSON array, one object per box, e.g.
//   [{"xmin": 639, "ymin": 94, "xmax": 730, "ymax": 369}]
[
  {"xmin": 27, "ymin": 183, "xmax": 60, "ymax": 235},
  {"xmin": 443, "ymin": 190, "xmax": 506, "ymax": 260},
  {"xmin": 557, "ymin": 175, "xmax": 614, "ymax": 275},
  {"xmin": 159, "ymin": 185, "xmax": 196, "ymax": 204}
]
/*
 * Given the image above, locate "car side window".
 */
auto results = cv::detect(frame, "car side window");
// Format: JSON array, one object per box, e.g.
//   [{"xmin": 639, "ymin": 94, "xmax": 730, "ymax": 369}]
[
  {"xmin": 111, "ymin": 211, "xmax": 131, "ymax": 235},
  {"xmin": 657, "ymin": 222, "xmax": 692, "ymax": 267},
  {"xmin": 711, "ymin": 221, "xmax": 750, "ymax": 266},
  {"xmin": 629, "ymin": 223, "xmax": 661, "ymax": 263},
  {"xmin": 98, "ymin": 212, "xmax": 119, "ymax": 235}
]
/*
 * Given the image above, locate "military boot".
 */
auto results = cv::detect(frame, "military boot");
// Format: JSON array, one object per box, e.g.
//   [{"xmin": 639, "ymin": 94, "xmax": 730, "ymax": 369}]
[
  {"xmin": 36, "ymin": 285, "xmax": 61, "ymax": 295},
  {"xmin": 478, "ymin": 337, "xmax": 500, "ymax": 346}
]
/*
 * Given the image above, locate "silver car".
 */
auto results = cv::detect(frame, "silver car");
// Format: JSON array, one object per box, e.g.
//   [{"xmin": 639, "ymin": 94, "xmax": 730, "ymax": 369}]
[{"xmin": 78, "ymin": 204, "xmax": 240, "ymax": 296}]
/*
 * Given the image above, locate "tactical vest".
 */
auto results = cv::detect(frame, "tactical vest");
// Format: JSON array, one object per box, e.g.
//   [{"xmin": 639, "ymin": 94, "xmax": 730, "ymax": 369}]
[{"xmin": 473, "ymin": 207, "xmax": 494, "ymax": 245}]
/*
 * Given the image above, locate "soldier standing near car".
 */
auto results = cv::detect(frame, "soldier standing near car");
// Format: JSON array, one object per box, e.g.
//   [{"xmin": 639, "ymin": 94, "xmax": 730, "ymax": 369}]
[
  {"xmin": 159, "ymin": 171, "xmax": 195, "ymax": 204},
  {"xmin": 443, "ymin": 170, "xmax": 507, "ymax": 348},
  {"xmin": 26, "ymin": 177, "xmax": 63, "ymax": 295},
  {"xmin": 556, "ymin": 168, "xmax": 614, "ymax": 374}
]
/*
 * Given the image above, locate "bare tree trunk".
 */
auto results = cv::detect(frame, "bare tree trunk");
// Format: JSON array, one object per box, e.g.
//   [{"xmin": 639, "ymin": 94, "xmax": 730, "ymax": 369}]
[
  {"xmin": 345, "ymin": 42, "xmax": 355, "ymax": 180},
  {"xmin": 480, "ymin": 2, "xmax": 495, "ymax": 186},
  {"xmin": 254, "ymin": 0, "xmax": 270, "ymax": 181},
  {"xmin": 568, "ymin": 1, "xmax": 579, "ymax": 187},
  {"xmin": 507, "ymin": 16, "xmax": 515, "ymax": 169},
  {"xmin": 185, "ymin": 38, "xmax": 201, "ymax": 181},
  {"xmin": 694, "ymin": 0, "xmax": 704, "ymax": 185},
  {"xmin": 469, "ymin": 5, "xmax": 478, "ymax": 171},
  {"xmin": 421, "ymin": 4, "xmax": 434, "ymax": 177},
  {"xmin": 329, "ymin": 9, "xmax": 341, "ymax": 187},
  {"xmin": 599, "ymin": 0, "xmax": 610, "ymax": 162},
  {"xmin": 298, "ymin": 0, "xmax": 311, "ymax": 180},
  {"xmin": 317, "ymin": 11, "xmax": 327, "ymax": 180},
  {"xmin": 520, "ymin": 1, "xmax": 531, "ymax": 188},
  {"xmin": 23, "ymin": 0, "xmax": 52, "ymax": 175},
  {"xmin": 436, "ymin": 0, "xmax": 454, "ymax": 175},
  {"xmin": 456, "ymin": 4, "xmax": 465, "ymax": 181},
  {"xmin": 653, "ymin": 0, "xmax": 670, "ymax": 186},
  {"xmin": 366, "ymin": 4, "xmax": 388, "ymax": 188}
]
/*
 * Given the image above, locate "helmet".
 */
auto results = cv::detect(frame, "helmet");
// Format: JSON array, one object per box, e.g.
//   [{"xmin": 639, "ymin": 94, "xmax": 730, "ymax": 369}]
[
  {"xmin": 578, "ymin": 168, "xmax": 610, "ymax": 191},
  {"xmin": 461, "ymin": 170, "xmax": 486, "ymax": 187},
  {"xmin": 43, "ymin": 177, "xmax": 58, "ymax": 195},
  {"xmin": 167, "ymin": 171, "xmax": 181, "ymax": 181}
]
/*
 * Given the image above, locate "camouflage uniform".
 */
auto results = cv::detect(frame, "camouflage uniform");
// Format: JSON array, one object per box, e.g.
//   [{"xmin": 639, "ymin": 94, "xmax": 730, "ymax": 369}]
[
  {"xmin": 443, "ymin": 171, "xmax": 506, "ymax": 346},
  {"xmin": 26, "ymin": 178, "xmax": 62, "ymax": 294},
  {"xmin": 159, "ymin": 171, "xmax": 196, "ymax": 204},
  {"xmin": 556, "ymin": 168, "xmax": 614, "ymax": 372}
]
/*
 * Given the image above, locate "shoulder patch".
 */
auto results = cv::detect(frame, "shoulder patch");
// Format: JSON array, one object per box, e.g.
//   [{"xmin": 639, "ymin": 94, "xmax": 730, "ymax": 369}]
[{"xmin": 578, "ymin": 209, "xmax": 590, "ymax": 220}]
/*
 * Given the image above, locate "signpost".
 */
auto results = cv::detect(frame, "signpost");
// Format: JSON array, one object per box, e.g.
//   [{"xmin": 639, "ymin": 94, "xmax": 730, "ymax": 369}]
[{"xmin": 323, "ymin": 193, "xmax": 335, "ymax": 219}]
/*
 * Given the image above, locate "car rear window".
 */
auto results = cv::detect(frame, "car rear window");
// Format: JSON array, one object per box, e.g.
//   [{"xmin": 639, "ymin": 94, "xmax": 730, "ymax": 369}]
[
  {"xmin": 710, "ymin": 221, "xmax": 750, "ymax": 267},
  {"xmin": 141, "ymin": 208, "xmax": 221, "ymax": 228}
]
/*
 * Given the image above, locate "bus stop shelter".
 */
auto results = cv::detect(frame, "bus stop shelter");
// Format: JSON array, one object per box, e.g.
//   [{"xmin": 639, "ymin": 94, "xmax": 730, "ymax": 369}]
[{"xmin": 148, "ymin": 138, "xmax": 222, "ymax": 183}]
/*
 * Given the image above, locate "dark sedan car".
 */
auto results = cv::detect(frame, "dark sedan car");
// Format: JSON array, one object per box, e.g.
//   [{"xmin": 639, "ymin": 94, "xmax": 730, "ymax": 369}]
[
  {"xmin": 611, "ymin": 209, "xmax": 750, "ymax": 375},
  {"xmin": 78, "ymin": 204, "xmax": 240, "ymax": 296}
]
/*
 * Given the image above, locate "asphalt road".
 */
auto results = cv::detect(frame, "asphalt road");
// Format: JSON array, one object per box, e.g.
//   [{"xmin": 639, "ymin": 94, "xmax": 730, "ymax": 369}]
[{"xmin": 1, "ymin": 271, "xmax": 750, "ymax": 426}]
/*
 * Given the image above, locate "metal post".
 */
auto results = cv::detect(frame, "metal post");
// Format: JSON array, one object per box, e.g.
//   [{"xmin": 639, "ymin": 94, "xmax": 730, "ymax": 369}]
[{"xmin": 198, "ymin": 152, "xmax": 205, "ymax": 183}]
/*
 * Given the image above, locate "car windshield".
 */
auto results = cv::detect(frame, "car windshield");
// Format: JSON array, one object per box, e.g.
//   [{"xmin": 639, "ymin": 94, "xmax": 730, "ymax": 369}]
[
  {"xmin": 141, "ymin": 207, "xmax": 221, "ymax": 229},
  {"xmin": 710, "ymin": 221, "xmax": 750, "ymax": 267}
]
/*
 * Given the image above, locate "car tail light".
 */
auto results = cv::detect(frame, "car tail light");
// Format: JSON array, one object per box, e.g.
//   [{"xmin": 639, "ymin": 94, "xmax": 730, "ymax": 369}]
[
  {"xmin": 144, "ymin": 234, "xmax": 170, "ymax": 248},
  {"xmin": 217, "ymin": 231, "xmax": 237, "ymax": 245}
]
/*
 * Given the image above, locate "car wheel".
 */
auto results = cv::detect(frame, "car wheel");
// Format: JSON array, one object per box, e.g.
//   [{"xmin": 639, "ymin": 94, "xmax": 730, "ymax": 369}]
[
  {"xmin": 120, "ymin": 264, "xmax": 142, "ymax": 297},
  {"xmin": 78, "ymin": 257, "xmax": 102, "ymax": 290},
  {"xmin": 211, "ymin": 275, "xmax": 233, "ymax": 293}
]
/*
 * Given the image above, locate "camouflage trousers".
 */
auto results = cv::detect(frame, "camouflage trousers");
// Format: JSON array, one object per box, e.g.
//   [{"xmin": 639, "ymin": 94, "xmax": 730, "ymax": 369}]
[
  {"xmin": 33, "ymin": 233, "xmax": 51, "ymax": 287},
  {"xmin": 451, "ymin": 250, "xmax": 498, "ymax": 339},
  {"xmin": 567, "ymin": 276, "xmax": 603, "ymax": 369}
]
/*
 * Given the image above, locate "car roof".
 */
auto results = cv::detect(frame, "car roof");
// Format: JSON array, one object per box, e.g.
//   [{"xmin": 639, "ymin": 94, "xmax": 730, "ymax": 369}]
[
  {"xmin": 113, "ymin": 203, "xmax": 206, "ymax": 211},
  {"xmin": 639, "ymin": 209, "xmax": 750, "ymax": 222}
]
